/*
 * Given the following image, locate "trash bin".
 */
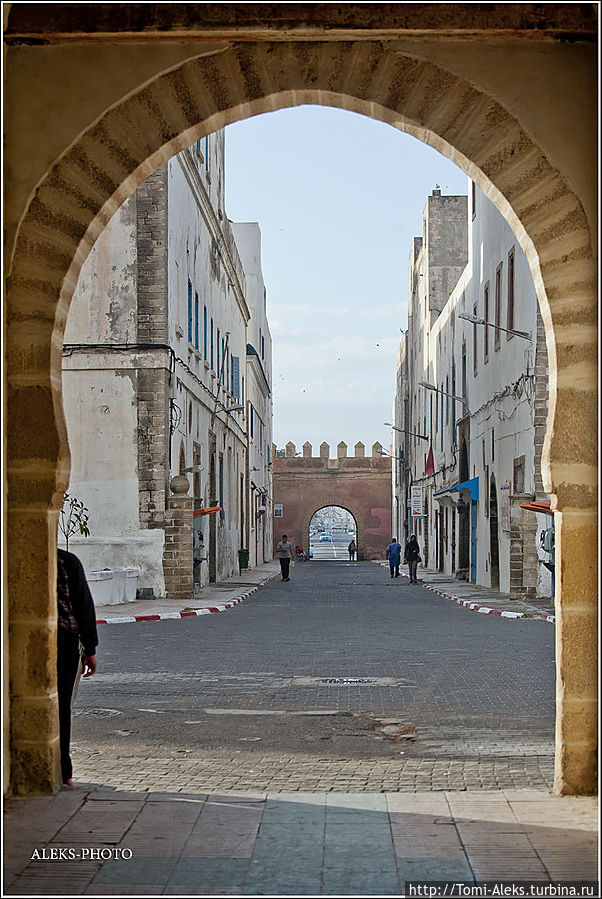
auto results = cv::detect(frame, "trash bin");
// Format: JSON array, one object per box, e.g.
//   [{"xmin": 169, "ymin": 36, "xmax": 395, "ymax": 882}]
[{"xmin": 238, "ymin": 549, "xmax": 249, "ymax": 574}]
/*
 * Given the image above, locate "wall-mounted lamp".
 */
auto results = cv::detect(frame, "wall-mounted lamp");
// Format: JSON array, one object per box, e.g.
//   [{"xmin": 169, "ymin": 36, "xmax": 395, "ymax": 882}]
[
  {"xmin": 418, "ymin": 381, "xmax": 467, "ymax": 405},
  {"xmin": 458, "ymin": 311, "xmax": 531, "ymax": 342},
  {"xmin": 384, "ymin": 422, "xmax": 429, "ymax": 442}
]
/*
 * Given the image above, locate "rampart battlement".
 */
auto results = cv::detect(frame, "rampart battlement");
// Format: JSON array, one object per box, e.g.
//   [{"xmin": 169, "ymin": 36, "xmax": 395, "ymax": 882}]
[{"xmin": 277, "ymin": 440, "xmax": 386, "ymax": 460}]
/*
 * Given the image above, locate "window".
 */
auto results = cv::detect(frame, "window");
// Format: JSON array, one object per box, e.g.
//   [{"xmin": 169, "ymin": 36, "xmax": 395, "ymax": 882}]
[
  {"xmin": 445, "ymin": 376, "xmax": 449, "ymax": 425},
  {"xmin": 494, "ymin": 265, "xmax": 502, "ymax": 351},
  {"xmin": 440, "ymin": 383, "xmax": 444, "ymax": 452},
  {"xmin": 429, "ymin": 394, "xmax": 433, "ymax": 443},
  {"xmin": 203, "ymin": 306, "xmax": 207, "ymax": 358},
  {"xmin": 216, "ymin": 328, "xmax": 220, "ymax": 376},
  {"xmin": 472, "ymin": 308, "xmax": 478, "ymax": 375},
  {"xmin": 261, "ymin": 334, "xmax": 265, "ymax": 360},
  {"xmin": 219, "ymin": 454, "xmax": 224, "ymax": 519},
  {"xmin": 513, "ymin": 455, "xmax": 525, "ymax": 495},
  {"xmin": 187, "ymin": 281, "xmax": 193, "ymax": 343},
  {"xmin": 507, "ymin": 247, "xmax": 515, "ymax": 336},
  {"xmin": 231, "ymin": 356, "xmax": 240, "ymax": 400},
  {"xmin": 250, "ymin": 405, "xmax": 254, "ymax": 439},
  {"xmin": 491, "ymin": 428, "xmax": 495, "ymax": 462},
  {"xmin": 194, "ymin": 292, "xmax": 199, "ymax": 350},
  {"xmin": 221, "ymin": 337, "xmax": 225, "ymax": 380},
  {"xmin": 193, "ymin": 442, "xmax": 201, "ymax": 500},
  {"xmin": 471, "ymin": 181, "xmax": 476, "ymax": 220},
  {"xmin": 483, "ymin": 284, "xmax": 490, "ymax": 362},
  {"xmin": 226, "ymin": 348, "xmax": 230, "ymax": 391},
  {"xmin": 210, "ymin": 319, "xmax": 214, "ymax": 369},
  {"xmin": 241, "ymin": 376, "xmax": 245, "ymax": 405}
]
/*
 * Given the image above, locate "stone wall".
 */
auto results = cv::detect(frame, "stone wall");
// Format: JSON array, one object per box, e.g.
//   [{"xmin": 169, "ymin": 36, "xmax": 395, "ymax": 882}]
[{"xmin": 273, "ymin": 442, "xmax": 392, "ymax": 560}]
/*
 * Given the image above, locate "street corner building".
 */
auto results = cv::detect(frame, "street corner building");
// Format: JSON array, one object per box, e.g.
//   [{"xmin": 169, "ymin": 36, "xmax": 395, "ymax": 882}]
[
  {"xmin": 392, "ymin": 184, "xmax": 554, "ymax": 602},
  {"xmin": 61, "ymin": 133, "xmax": 274, "ymax": 600}
]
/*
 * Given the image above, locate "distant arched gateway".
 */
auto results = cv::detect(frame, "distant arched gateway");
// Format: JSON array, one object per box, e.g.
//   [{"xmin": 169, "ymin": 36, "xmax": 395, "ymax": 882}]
[{"xmin": 274, "ymin": 443, "xmax": 391, "ymax": 560}]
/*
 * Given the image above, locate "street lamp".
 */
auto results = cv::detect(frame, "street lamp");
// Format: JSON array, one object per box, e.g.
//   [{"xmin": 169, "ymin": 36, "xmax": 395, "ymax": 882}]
[
  {"xmin": 458, "ymin": 311, "xmax": 531, "ymax": 341},
  {"xmin": 418, "ymin": 381, "xmax": 467, "ymax": 406},
  {"xmin": 384, "ymin": 422, "xmax": 429, "ymax": 442},
  {"xmin": 223, "ymin": 404, "xmax": 245, "ymax": 414}
]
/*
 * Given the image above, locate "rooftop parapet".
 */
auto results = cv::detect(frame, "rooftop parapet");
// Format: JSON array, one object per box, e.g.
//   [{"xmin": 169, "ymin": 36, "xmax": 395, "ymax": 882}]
[{"xmin": 277, "ymin": 441, "xmax": 386, "ymax": 460}]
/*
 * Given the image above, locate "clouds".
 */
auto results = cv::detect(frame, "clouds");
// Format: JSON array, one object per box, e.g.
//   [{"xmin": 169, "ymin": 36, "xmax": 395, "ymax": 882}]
[{"xmin": 225, "ymin": 105, "xmax": 468, "ymax": 452}]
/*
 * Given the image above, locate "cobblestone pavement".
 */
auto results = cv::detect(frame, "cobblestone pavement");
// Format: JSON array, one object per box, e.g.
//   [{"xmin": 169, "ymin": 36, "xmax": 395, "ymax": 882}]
[
  {"xmin": 4, "ymin": 790, "xmax": 598, "ymax": 895},
  {"xmin": 70, "ymin": 561, "xmax": 555, "ymax": 793}
]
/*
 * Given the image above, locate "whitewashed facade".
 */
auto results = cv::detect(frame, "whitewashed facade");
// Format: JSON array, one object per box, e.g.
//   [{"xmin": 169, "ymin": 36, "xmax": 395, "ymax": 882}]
[
  {"xmin": 394, "ymin": 184, "xmax": 552, "ymax": 599},
  {"xmin": 62, "ymin": 133, "xmax": 272, "ymax": 597},
  {"xmin": 230, "ymin": 222, "xmax": 274, "ymax": 568}
]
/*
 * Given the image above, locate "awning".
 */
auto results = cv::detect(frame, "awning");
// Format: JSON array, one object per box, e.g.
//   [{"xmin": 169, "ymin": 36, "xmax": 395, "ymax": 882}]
[
  {"xmin": 520, "ymin": 500, "xmax": 553, "ymax": 515},
  {"xmin": 454, "ymin": 477, "xmax": 479, "ymax": 502},
  {"xmin": 193, "ymin": 505, "xmax": 222, "ymax": 517},
  {"xmin": 434, "ymin": 485, "xmax": 457, "ymax": 497}
]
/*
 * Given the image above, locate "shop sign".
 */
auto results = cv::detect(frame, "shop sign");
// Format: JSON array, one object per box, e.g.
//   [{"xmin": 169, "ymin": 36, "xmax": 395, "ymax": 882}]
[{"xmin": 410, "ymin": 486, "xmax": 423, "ymax": 517}]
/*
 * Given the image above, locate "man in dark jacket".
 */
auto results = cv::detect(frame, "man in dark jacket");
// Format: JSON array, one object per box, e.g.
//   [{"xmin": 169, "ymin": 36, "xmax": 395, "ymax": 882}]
[
  {"xmin": 404, "ymin": 535, "xmax": 421, "ymax": 583},
  {"xmin": 57, "ymin": 549, "xmax": 98, "ymax": 785}
]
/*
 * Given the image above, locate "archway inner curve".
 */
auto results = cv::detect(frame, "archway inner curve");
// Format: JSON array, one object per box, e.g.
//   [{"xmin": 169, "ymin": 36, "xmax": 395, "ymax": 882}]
[
  {"xmin": 307, "ymin": 506, "xmax": 359, "ymax": 562},
  {"xmin": 6, "ymin": 35, "xmax": 597, "ymax": 797}
]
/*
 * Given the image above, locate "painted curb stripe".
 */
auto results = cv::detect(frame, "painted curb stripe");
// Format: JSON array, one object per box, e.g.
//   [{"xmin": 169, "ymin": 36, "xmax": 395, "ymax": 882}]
[
  {"xmin": 418, "ymin": 579, "xmax": 555, "ymax": 623},
  {"xmin": 96, "ymin": 575, "xmax": 278, "ymax": 625}
]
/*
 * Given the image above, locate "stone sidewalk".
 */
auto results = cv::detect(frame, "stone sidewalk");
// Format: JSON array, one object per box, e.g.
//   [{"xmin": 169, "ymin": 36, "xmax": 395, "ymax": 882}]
[
  {"xmin": 94, "ymin": 562, "xmax": 280, "ymax": 625},
  {"xmin": 4, "ymin": 789, "xmax": 598, "ymax": 895},
  {"xmin": 378, "ymin": 562, "xmax": 555, "ymax": 622}
]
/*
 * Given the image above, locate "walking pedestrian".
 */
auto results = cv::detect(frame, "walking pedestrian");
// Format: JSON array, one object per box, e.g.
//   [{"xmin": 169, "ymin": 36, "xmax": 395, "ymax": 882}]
[
  {"xmin": 385, "ymin": 537, "xmax": 402, "ymax": 578},
  {"xmin": 348, "ymin": 539, "xmax": 357, "ymax": 561},
  {"xmin": 57, "ymin": 548, "xmax": 98, "ymax": 786},
  {"xmin": 277, "ymin": 534, "xmax": 293, "ymax": 581},
  {"xmin": 404, "ymin": 534, "xmax": 422, "ymax": 583}
]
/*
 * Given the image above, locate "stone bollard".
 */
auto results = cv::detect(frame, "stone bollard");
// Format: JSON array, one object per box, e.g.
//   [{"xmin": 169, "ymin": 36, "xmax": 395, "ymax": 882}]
[{"xmin": 163, "ymin": 475, "xmax": 194, "ymax": 600}]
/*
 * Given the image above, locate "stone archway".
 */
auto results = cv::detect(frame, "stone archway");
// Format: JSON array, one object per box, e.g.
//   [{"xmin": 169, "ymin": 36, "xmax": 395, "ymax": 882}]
[
  {"xmin": 4, "ymin": 7, "xmax": 597, "ymax": 795},
  {"xmin": 308, "ymin": 506, "xmax": 359, "ymax": 560}
]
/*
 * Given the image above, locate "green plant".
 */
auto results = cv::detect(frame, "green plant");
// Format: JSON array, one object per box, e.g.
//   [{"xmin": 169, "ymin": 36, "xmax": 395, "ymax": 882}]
[{"xmin": 59, "ymin": 493, "xmax": 90, "ymax": 551}]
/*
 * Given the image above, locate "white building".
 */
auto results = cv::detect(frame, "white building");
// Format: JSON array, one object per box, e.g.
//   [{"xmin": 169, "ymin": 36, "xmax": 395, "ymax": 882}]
[
  {"xmin": 394, "ymin": 185, "xmax": 552, "ymax": 599},
  {"xmin": 62, "ymin": 132, "xmax": 272, "ymax": 597},
  {"xmin": 230, "ymin": 222, "xmax": 274, "ymax": 568}
]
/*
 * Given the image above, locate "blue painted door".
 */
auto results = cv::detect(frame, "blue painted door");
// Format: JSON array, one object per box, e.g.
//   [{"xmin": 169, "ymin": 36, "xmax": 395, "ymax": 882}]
[{"xmin": 470, "ymin": 500, "xmax": 478, "ymax": 582}]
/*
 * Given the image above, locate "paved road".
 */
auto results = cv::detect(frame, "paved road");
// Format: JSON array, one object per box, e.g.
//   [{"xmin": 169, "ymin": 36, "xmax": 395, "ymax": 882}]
[
  {"xmin": 309, "ymin": 531, "xmax": 353, "ymax": 560},
  {"xmin": 72, "ymin": 561, "xmax": 555, "ymax": 791}
]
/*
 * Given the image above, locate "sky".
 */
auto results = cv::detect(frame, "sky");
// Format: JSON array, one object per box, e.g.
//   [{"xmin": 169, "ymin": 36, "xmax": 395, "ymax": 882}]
[{"xmin": 225, "ymin": 106, "xmax": 468, "ymax": 455}]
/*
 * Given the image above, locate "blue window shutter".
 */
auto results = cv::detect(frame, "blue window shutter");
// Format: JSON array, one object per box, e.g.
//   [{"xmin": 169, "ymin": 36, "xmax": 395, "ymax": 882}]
[
  {"xmin": 204, "ymin": 306, "xmax": 207, "ymax": 358},
  {"xmin": 232, "ymin": 356, "xmax": 240, "ymax": 400},
  {"xmin": 187, "ymin": 281, "xmax": 193, "ymax": 343},
  {"xmin": 194, "ymin": 293, "xmax": 199, "ymax": 349}
]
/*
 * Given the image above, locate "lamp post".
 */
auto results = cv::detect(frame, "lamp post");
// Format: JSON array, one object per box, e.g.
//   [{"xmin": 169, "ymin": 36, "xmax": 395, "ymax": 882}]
[
  {"xmin": 417, "ymin": 381, "xmax": 466, "ymax": 405},
  {"xmin": 384, "ymin": 422, "xmax": 429, "ymax": 442},
  {"xmin": 458, "ymin": 311, "xmax": 531, "ymax": 342}
]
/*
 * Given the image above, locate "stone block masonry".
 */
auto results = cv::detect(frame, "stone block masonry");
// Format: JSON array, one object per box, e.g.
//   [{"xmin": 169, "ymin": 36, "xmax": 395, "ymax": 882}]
[
  {"xmin": 163, "ymin": 492, "xmax": 194, "ymax": 600},
  {"xmin": 136, "ymin": 164, "xmax": 171, "ymax": 532}
]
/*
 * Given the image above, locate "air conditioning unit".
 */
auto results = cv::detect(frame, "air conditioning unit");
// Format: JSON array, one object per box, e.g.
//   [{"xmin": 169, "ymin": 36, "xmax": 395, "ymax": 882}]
[{"xmin": 540, "ymin": 527, "xmax": 555, "ymax": 554}]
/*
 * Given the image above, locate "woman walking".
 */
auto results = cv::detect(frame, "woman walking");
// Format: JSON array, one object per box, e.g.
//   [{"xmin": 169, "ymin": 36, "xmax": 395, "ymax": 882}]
[{"xmin": 404, "ymin": 535, "xmax": 421, "ymax": 583}]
